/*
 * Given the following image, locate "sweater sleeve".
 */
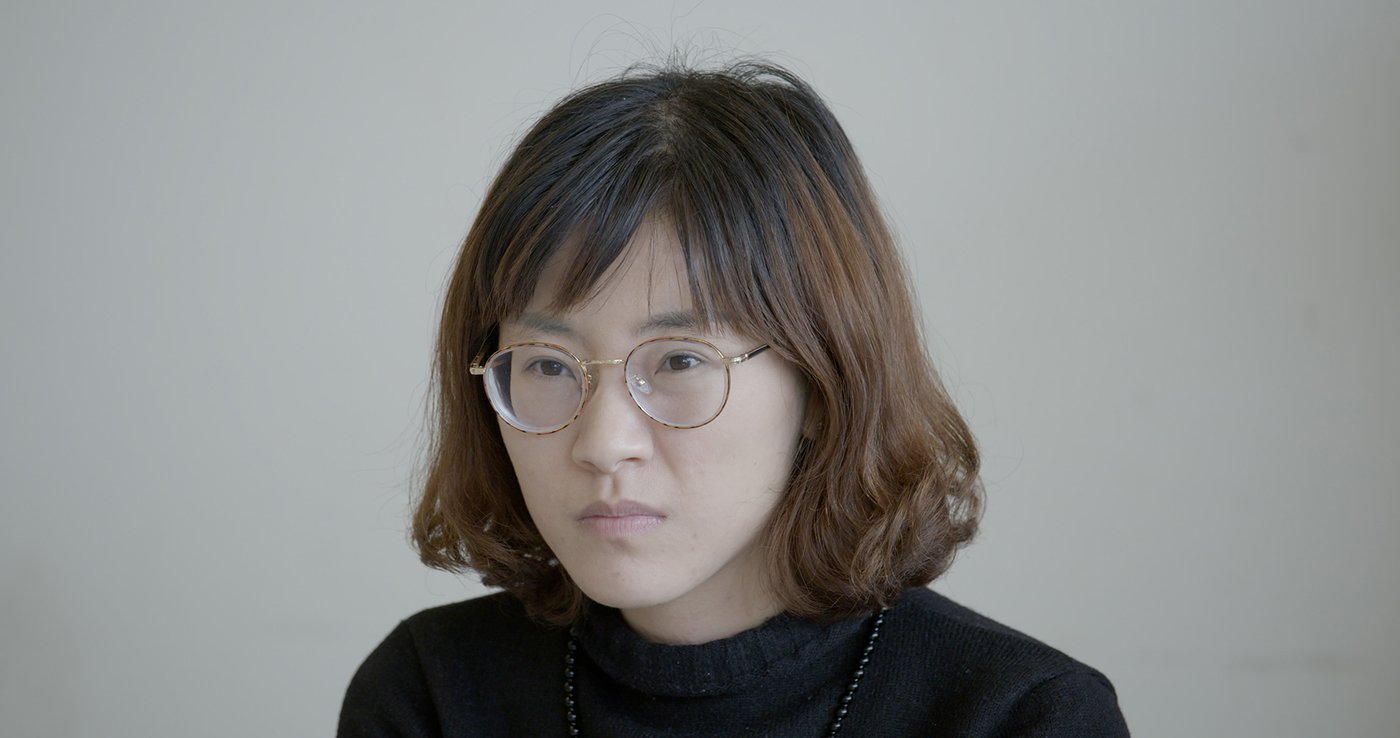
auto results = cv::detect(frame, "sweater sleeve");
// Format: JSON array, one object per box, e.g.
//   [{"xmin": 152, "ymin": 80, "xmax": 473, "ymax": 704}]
[
  {"xmin": 1000, "ymin": 668, "xmax": 1130, "ymax": 737},
  {"xmin": 337, "ymin": 621, "xmax": 443, "ymax": 738}
]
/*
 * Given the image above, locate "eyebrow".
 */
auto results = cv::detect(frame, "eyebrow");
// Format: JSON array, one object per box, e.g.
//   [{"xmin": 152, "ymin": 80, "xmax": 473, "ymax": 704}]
[
  {"xmin": 636, "ymin": 310, "xmax": 704, "ymax": 334},
  {"xmin": 512, "ymin": 310, "xmax": 715, "ymax": 337},
  {"xmin": 514, "ymin": 312, "xmax": 576, "ymax": 336}
]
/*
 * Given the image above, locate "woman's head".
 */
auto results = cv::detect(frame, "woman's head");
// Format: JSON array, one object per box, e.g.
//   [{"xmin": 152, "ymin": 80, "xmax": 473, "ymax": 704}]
[{"xmin": 416, "ymin": 61, "xmax": 983, "ymax": 626}]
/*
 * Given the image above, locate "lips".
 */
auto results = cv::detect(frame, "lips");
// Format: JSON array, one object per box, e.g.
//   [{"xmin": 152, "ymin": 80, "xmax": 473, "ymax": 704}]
[
  {"xmin": 578, "ymin": 500, "xmax": 666, "ymax": 536},
  {"xmin": 579, "ymin": 500, "xmax": 665, "ymax": 519}
]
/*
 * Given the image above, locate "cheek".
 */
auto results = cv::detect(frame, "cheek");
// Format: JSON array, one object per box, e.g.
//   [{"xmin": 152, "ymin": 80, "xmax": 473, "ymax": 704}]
[
  {"xmin": 499, "ymin": 424, "xmax": 571, "ymax": 501},
  {"xmin": 672, "ymin": 383, "xmax": 806, "ymax": 492}
]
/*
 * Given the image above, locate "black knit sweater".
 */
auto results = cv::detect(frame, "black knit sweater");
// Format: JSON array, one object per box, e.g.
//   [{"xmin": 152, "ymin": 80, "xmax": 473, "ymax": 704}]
[{"xmin": 338, "ymin": 587, "xmax": 1129, "ymax": 736}]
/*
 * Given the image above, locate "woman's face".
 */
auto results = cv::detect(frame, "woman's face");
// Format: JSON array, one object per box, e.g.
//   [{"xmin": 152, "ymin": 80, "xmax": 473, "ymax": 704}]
[{"xmin": 496, "ymin": 218, "xmax": 807, "ymax": 642}]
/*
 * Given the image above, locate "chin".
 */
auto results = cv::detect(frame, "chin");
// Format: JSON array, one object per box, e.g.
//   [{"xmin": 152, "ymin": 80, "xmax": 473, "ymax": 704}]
[{"xmin": 570, "ymin": 570, "xmax": 684, "ymax": 612}]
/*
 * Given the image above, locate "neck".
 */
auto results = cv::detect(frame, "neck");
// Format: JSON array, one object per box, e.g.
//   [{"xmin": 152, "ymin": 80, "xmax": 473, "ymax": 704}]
[{"xmin": 619, "ymin": 571, "xmax": 782, "ymax": 645}]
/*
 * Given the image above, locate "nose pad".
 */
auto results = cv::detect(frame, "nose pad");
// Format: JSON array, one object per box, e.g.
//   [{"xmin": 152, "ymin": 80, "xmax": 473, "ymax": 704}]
[
  {"xmin": 627, "ymin": 371, "xmax": 654, "ymax": 397},
  {"xmin": 570, "ymin": 367, "xmax": 654, "ymax": 473}
]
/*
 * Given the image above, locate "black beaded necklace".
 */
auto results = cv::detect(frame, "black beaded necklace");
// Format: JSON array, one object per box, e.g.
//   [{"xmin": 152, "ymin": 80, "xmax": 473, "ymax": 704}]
[{"xmin": 563, "ymin": 607, "xmax": 888, "ymax": 737}]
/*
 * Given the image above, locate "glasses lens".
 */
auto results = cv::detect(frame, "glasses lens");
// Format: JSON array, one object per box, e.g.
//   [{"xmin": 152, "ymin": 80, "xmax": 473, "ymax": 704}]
[
  {"xmin": 625, "ymin": 339, "xmax": 730, "ymax": 428},
  {"xmin": 482, "ymin": 345, "xmax": 584, "ymax": 433}
]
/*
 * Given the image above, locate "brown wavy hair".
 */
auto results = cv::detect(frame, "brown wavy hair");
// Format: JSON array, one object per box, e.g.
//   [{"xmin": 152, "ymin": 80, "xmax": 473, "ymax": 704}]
[{"xmin": 413, "ymin": 60, "xmax": 983, "ymax": 626}]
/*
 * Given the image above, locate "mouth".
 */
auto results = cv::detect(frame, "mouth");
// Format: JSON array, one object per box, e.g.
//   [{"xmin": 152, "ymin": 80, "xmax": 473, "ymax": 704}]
[{"xmin": 577, "ymin": 500, "xmax": 666, "ymax": 537}]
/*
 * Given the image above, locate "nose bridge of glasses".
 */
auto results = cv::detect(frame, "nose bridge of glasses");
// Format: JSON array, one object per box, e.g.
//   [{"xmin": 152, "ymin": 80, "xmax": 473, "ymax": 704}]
[{"xmin": 576, "ymin": 357, "xmax": 625, "ymax": 395}]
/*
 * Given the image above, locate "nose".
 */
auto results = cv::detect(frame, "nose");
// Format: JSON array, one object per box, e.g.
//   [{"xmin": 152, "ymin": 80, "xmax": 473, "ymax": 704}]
[{"xmin": 569, "ymin": 369, "xmax": 654, "ymax": 473}]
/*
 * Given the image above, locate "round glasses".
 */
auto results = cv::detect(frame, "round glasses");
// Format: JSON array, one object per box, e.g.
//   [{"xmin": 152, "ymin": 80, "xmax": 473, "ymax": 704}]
[{"xmin": 469, "ymin": 336, "xmax": 770, "ymax": 434}]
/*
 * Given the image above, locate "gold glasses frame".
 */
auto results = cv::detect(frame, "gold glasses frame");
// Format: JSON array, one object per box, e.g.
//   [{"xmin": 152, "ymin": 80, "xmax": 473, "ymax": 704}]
[{"xmin": 469, "ymin": 336, "xmax": 770, "ymax": 434}]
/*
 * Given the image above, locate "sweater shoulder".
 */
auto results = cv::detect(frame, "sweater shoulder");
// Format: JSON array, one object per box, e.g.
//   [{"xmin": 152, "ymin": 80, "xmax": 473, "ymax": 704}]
[
  {"xmin": 400, "ymin": 590, "xmax": 537, "ymax": 642},
  {"xmin": 897, "ymin": 586, "xmax": 1092, "ymax": 676},
  {"xmin": 878, "ymin": 587, "xmax": 1128, "ymax": 735},
  {"xmin": 397, "ymin": 591, "xmax": 564, "ymax": 686},
  {"xmin": 339, "ymin": 592, "xmax": 563, "ymax": 737}
]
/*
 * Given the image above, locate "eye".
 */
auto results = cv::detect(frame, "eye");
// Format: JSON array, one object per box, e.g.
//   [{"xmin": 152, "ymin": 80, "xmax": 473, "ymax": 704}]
[
  {"xmin": 660, "ymin": 352, "xmax": 705, "ymax": 372},
  {"xmin": 524, "ymin": 357, "xmax": 575, "ymax": 379}
]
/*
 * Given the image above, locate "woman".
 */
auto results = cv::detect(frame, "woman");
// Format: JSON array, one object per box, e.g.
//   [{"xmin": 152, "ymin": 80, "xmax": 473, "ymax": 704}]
[{"xmin": 340, "ymin": 61, "xmax": 1129, "ymax": 736}]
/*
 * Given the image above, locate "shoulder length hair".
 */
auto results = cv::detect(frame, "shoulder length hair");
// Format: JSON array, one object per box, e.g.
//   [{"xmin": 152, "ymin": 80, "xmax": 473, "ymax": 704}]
[{"xmin": 414, "ymin": 60, "xmax": 983, "ymax": 625}]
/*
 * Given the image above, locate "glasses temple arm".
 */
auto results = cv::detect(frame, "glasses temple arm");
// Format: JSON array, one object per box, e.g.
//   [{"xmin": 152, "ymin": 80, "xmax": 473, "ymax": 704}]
[{"xmin": 724, "ymin": 344, "xmax": 771, "ymax": 365}]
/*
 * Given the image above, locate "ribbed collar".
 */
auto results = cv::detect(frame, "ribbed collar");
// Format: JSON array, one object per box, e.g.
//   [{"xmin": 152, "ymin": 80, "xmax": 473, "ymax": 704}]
[{"xmin": 574, "ymin": 605, "xmax": 868, "ymax": 698}]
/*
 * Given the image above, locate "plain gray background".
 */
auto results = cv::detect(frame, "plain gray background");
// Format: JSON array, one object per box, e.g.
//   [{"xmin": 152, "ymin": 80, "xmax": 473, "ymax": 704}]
[{"xmin": 3, "ymin": 2, "xmax": 1397, "ymax": 736}]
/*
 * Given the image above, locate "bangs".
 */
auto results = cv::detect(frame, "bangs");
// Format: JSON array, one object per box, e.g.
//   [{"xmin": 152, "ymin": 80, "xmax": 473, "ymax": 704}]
[
  {"xmin": 500, "ymin": 226, "xmax": 783, "ymax": 347},
  {"xmin": 466, "ymin": 61, "xmax": 847, "ymax": 354},
  {"xmin": 485, "ymin": 168, "xmax": 786, "ymax": 347}
]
